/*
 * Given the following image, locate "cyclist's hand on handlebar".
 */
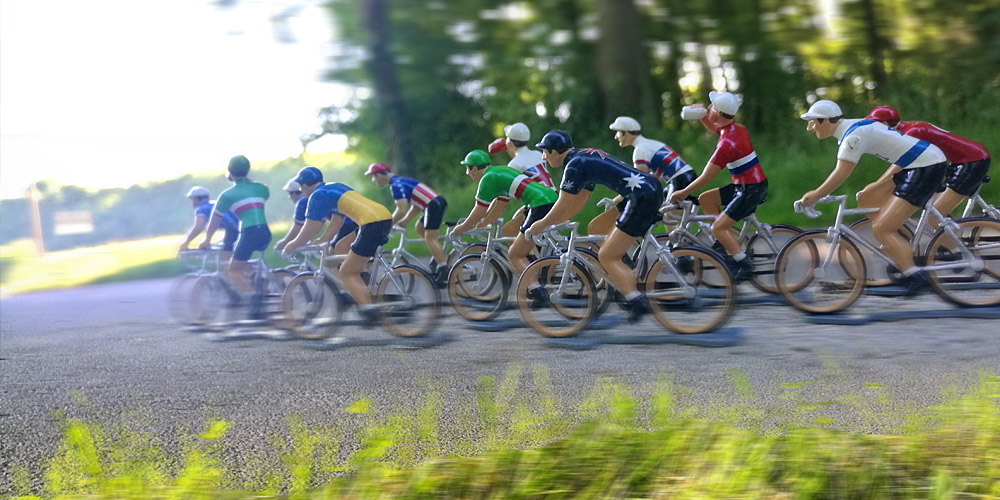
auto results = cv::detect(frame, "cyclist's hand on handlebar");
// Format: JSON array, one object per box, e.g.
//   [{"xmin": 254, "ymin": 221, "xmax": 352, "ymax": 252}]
[
  {"xmin": 668, "ymin": 189, "xmax": 688, "ymax": 205},
  {"xmin": 800, "ymin": 190, "xmax": 822, "ymax": 207},
  {"xmin": 198, "ymin": 240, "xmax": 211, "ymax": 250}
]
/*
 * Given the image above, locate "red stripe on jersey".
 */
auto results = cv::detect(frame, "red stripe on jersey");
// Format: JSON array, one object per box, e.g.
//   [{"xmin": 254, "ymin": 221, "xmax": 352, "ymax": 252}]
[
  {"xmin": 513, "ymin": 177, "xmax": 535, "ymax": 200},
  {"xmin": 233, "ymin": 202, "xmax": 264, "ymax": 215}
]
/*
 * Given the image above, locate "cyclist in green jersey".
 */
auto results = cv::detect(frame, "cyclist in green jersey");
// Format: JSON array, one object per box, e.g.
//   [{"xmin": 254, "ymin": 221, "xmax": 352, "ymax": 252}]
[
  {"xmin": 452, "ymin": 149, "xmax": 556, "ymax": 281},
  {"xmin": 200, "ymin": 155, "xmax": 271, "ymax": 299}
]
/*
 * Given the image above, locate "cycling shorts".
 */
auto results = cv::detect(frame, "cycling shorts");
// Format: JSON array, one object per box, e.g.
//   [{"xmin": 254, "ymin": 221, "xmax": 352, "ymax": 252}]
[
  {"xmin": 719, "ymin": 180, "xmax": 768, "ymax": 222},
  {"xmin": 422, "ymin": 196, "xmax": 447, "ymax": 231},
  {"xmin": 222, "ymin": 226, "xmax": 238, "ymax": 252},
  {"xmin": 893, "ymin": 162, "xmax": 947, "ymax": 208},
  {"xmin": 351, "ymin": 219, "xmax": 392, "ymax": 258},
  {"xmin": 233, "ymin": 224, "xmax": 272, "ymax": 262},
  {"xmin": 520, "ymin": 203, "xmax": 554, "ymax": 234},
  {"xmin": 944, "ymin": 158, "xmax": 991, "ymax": 197},
  {"xmin": 616, "ymin": 190, "xmax": 665, "ymax": 237}
]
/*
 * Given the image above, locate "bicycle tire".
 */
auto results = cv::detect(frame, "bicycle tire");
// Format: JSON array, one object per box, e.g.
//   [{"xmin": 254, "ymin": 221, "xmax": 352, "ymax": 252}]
[
  {"xmin": 167, "ymin": 274, "xmax": 201, "ymax": 324},
  {"xmin": 746, "ymin": 224, "xmax": 803, "ymax": 294},
  {"xmin": 515, "ymin": 256, "xmax": 596, "ymax": 338},
  {"xmin": 643, "ymin": 246, "xmax": 736, "ymax": 334},
  {"xmin": 924, "ymin": 218, "xmax": 1000, "ymax": 307},
  {"xmin": 774, "ymin": 230, "xmax": 866, "ymax": 314},
  {"xmin": 447, "ymin": 254, "xmax": 510, "ymax": 322},
  {"xmin": 376, "ymin": 265, "xmax": 441, "ymax": 337},
  {"xmin": 280, "ymin": 272, "xmax": 344, "ymax": 339}
]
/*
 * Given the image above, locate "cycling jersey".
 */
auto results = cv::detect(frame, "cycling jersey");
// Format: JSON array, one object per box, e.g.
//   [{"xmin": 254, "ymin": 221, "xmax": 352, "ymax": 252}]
[
  {"xmin": 559, "ymin": 148, "xmax": 660, "ymax": 198},
  {"xmin": 305, "ymin": 182, "xmax": 391, "ymax": 225},
  {"xmin": 293, "ymin": 196, "xmax": 308, "ymax": 225},
  {"xmin": 895, "ymin": 121, "xmax": 989, "ymax": 164},
  {"xmin": 474, "ymin": 166, "xmax": 558, "ymax": 208},
  {"xmin": 631, "ymin": 136, "xmax": 692, "ymax": 181},
  {"xmin": 834, "ymin": 119, "xmax": 946, "ymax": 169},
  {"xmin": 708, "ymin": 123, "xmax": 766, "ymax": 185},
  {"xmin": 508, "ymin": 148, "xmax": 554, "ymax": 188},
  {"xmin": 389, "ymin": 176, "xmax": 441, "ymax": 210},
  {"xmin": 214, "ymin": 178, "xmax": 269, "ymax": 228},
  {"xmin": 195, "ymin": 201, "xmax": 238, "ymax": 233}
]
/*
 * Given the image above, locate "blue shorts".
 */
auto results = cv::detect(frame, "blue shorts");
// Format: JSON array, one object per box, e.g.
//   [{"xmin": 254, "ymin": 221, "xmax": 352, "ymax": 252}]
[
  {"xmin": 233, "ymin": 224, "xmax": 272, "ymax": 261},
  {"xmin": 351, "ymin": 219, "xmax": 392, "ymax": 258}
]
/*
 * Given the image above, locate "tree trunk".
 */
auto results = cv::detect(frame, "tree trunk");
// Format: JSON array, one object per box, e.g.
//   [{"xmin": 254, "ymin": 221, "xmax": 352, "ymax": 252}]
[
  {"xmin": 595, "ymin": 0, "xmax": 647, "ymax": 121},
  {"xmin": 859, "ymin": 0, "xmax": 888, "ymax": 97},
  {"xmin": 361, "ymin": 0, "xmax": 415, "ymax": 174}
]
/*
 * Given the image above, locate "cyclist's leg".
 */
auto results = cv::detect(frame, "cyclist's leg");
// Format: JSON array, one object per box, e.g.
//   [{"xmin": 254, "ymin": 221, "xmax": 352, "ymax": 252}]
[
  {"xmin": 501, "ymin": 206, "xmax": 526, "ymax": 238},
  {"xmin": 598, "ymin": 229, "xmax": 638, "ymax": 295},
  {"xmin": 933, "ymin": 159, "xmax": 991, "ymax": 226},
  {"xmin": 229, "ymin": 225, "xmax": 269, "ymax": 295},
  {"xmin": 330, "ymin": 218, "xmax": 358, "ymax": 255},
  {"xmin": 512, "ymin": 203, "xmax": 553, "ymax": 274},
  {"xmin": 342, "ymin": 219, "xmax": 392, "ymax": 306},
  {"xmin": 586, "ymin": 200, "xmax": 621, "ymax": 236},
  {"xmin": 875, "ymin": 164, "xmax": 947, "ymax": 283},
  {"xmin": 422, "ymin": 197, "xmax": 448, "ymax": 268}
]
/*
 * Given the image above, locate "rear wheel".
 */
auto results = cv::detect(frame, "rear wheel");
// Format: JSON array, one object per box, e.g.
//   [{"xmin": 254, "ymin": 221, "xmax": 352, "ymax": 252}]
[
  {"xmin": 924, "ymin": 218, "xmax": 1000, "ymax": 307},
  {"xmin": 447, "ymin": 254, "xmax": 510, "ymax": 321},
  {"xmin": 774, "ymin": 230, "xmax": 866, "ymax": 314},
  {"xmin": 746, "ymin": 225, "xmax": 801, "ymax": 294},
  {"xmin": 167, "ymin": 274, "xmax": 201, "ymax": 325}
]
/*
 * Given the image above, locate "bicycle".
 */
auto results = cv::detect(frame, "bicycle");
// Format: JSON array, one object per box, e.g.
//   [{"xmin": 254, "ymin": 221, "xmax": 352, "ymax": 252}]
[
  {"xmin": 280, "ymin": 239, "xmax": 442, "ymax": 339},
  {"xmin": 774, "ymin": 195, "xmax": 1000, "ymax": 314},
  {"xmin": 515, "ymin": 219, "xmax": 736, "ymax": 338},
  {"xmin": 168, "ymin": 247, "xmax": 223, "ymax": 325},
  {"xmin": 186, "ymin": 254, "xmax": 291, "ymax": 328},
  {"xmin": 661, "ymin": 200, "xmax": 802, "ymax": 293}
]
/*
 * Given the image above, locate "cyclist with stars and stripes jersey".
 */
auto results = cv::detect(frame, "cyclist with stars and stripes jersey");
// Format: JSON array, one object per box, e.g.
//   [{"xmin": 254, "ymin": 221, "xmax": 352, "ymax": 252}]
[
  {"xmin": 527, "ymin": 130, "xmax": 663, "ymax": 322},
  {"xmin": 366, "ymin": 162, "xmax": 449, "ymax": 285},
  {"xmin": 670, "ymin": 91, "xmax": 768, "ymax": 281}
]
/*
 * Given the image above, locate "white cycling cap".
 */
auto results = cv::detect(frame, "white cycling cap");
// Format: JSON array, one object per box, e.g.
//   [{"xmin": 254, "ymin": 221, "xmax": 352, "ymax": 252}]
[
  {"xmin": 609, "ymin": 116, "xmax": 641, "ymax": 131},
  {"xmin": 186, "ymin": 186, "xmax": 209, "ymax": 198},
  {"xmin": 800, "ymin": 100, "xmax": 843, "ymax": 120}
]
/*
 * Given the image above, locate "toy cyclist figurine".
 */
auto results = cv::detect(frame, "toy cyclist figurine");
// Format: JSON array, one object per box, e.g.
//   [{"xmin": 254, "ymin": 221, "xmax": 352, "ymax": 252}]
[
  {"xmin": 486, "ymin": 122, "xmax": 555, "ymax": 237},
  {"xmin": 669, "ymin": 91, "xmax": 768, "ymax": 281},
  {"xmin": 528, "ymin": 130, "xmax": 664, "ymax": 322},
  {"xmin": 452, "ymin": 149, "xmax": 557, "ymax": 284},
  {"xmin": 365, "ymin": 163, "xmax": 449, "ymax": 285},
  {"xmin": 178, "ymin": 186, "xmax": 239, "ymax": 260},
  {"xmin": 797, "ymin": 100, "xmax": 949, "ymax": 295},
  {"xmin": 863, "ymin": 105, "xmax": 991, "ymax": 222},
  {"xmin": 590, "ymin": 116, "xmax": 694, "ymax": 236},
  {"xmin": 274, "ymin": 177, "xmax": 356, "ymax": 255}
]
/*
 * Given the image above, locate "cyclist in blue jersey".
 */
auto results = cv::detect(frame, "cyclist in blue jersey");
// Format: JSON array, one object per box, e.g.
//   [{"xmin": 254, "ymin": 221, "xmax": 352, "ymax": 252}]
[
  {"xmin": 178, "ymin": 186, "xmax": 239, "ymax": 259},
  {"xmin": 365, "ymin": 162, "xmax": 449, "ymax": 284},
  {"xmin": 527, "ymin": 130, "xmax": 664, "ymax": 322}
]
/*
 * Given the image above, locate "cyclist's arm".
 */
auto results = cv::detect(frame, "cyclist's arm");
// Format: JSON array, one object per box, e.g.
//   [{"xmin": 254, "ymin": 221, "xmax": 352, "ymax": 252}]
[
  {"xmin": 670, "ymin": 163, "xmax": 722, "ymax": 203},
  {"xmin": 529, "ymin": 189, "xmax": 590, "ymax": 233},
  {"xmin": 398, "ymin": 204, "xmax": 420, "ymax": 228},
  {"xmin": 390, "ymin": 199, "xmax": 409, "ymax": 226},
  {"xmin": 180, "ymin": 215, "xmax": 208, "ymax": 250},
  {"xmin": 274, "ymin": 223, "xmax": 302, "ymax": 252},
  {"xmin": 801, "ymin": 159, "xmax": 859, "ymax": 206},
  {"xmin": 284, "ymin": 219, "xmax": 325, "ymax": 255},
  {"xmin": 478, "ymin": 198, "xmax": 509, "ymax": 228},
  {"xmin": 315, "ymin": 216, "xmax": 343, "ymax": 244},
  {"xmin": 454, "ymin": 203, "xmax": 489, "ymax": 235},
  {"xmin": 199, "ymin": 212, "xmax": 223, "ymax": 249}
]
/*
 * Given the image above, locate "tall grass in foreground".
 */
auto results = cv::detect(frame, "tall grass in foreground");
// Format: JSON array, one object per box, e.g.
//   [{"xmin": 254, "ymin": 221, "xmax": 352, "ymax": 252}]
[{"xmin": 7, "ymin": 367, "xmax": 1000, "ymax": 499}]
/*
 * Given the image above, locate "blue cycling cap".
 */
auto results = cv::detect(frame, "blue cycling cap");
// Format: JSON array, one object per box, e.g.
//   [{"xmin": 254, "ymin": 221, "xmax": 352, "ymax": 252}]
[
  {"xmin": 294, "ymin": 166, "xmax": 324, "ymax": 186},
  {"xmin": 535, "ymin": 130, "xmax": 572, "ymax": 151}
]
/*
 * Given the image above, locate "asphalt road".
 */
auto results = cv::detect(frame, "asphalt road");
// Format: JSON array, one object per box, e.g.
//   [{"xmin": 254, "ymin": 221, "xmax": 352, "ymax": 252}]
[{"xmin": 2, "ymin": 278, "xmax": 999, "ymax": 494}]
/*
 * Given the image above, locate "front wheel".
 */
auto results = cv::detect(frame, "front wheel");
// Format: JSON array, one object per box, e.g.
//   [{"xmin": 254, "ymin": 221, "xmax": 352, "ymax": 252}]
[
  {"xmin": 746, "ymin": 224, "xmax": 802, "ymax": 294},
  {"xmin": 376, "ymin": 265, "xmax": 441, "ymax": 337},
  {"xmin": 774, "ymin": 230, "xmax": 866, "ymax": 314},
  {"xmin": 643, "ymin": 247, "xmax": 736, "ymax": 334},
  {"xmin": 515, "ymin": 256, "xmax": 597, "ymax": 338},
  {"xmin": 280, "ymin": 272, "xmax": 344, "ymax": 339}
]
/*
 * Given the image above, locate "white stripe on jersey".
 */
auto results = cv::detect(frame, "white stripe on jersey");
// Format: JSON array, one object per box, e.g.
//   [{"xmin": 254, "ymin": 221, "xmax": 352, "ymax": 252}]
[
  {"xmin": 227, "ymin": 197, "xmax": 266, "ymax": 213},
  {"xmin": 726, "ymin": 152, "xmax": 758, "ymax": 170},
  {"xmin": 508, "ymin": 174, "xmax": 529, "ymax": 198}
]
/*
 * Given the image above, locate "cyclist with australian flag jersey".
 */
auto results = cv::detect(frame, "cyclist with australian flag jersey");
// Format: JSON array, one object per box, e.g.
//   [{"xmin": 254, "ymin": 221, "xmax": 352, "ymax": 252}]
[
  {"xmin": 670, "ymin": 91, "xmax": 768, "ymax": 281},
  {"xmin": 200, "ymin": 155, "xmax": 272, "ymax": 305},
  {"xmin": 527, "ymin": 130, "xmax": 664, "ymax": 322},
  {"xmin": 365, "ymin": 162, "xmax": 449, "ymax": 285},
  {"xmin": 452, "ymin": 149, "xmax": 557, "ymax": 284},
  {"xmin": 486, "ymin": 122, "xmax": 555, "ymax": 238}
]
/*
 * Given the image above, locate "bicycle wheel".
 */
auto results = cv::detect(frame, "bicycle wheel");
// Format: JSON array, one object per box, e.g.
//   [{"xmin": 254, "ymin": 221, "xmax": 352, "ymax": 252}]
[
  {"xmin": 376, "ymin": 265, "xmax": 441, "ymax": 337},
  {"xmin": 924, "ymin": 218, "xmax": 1000, "ymax": 307},
  {"xmin": 515, "ymin": 256, "xmax": 597, "ymax": 338},
  {"xmin": 848, "ymin": 217, "xmax": 914, "ymax": 287},
  {"xmin": 774, "ymin": 230, "xmax": 866, "ymax": 314},
  {"xmin": 281, "ymin": 272, "xmax": 344, "ymax": 339},
  {"xmin": 448, "ymin": 254, "xmax": 510, "ymax": 321},
  {"xmin": 746, "ymin": 225, "xmax": 802, "ymax": 294},
  {"xmin": 270, "ymin": 268, "xmax": 297, "ymax": 289},
  {"xmin": 188, "ymin": 275, "xmax": 241, "ymax": 326},
  {"xmin": 167, "ymin": 274, "xmax": 201, "ymax": 324},
  {"xmin": 643, "ymin": 247, "xmax": 736, "ymax": 334},
  {"xmin": 458, "ymin": 243, "xmax": 488, "ymax": 260},
  {"xmin": 255, "ymin": 270, "xmax": 290, "ymax": 324}
]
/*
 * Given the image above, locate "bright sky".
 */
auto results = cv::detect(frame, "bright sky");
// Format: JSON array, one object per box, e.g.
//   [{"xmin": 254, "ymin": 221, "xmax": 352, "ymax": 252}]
[{"xmin": 0, "ymin": 0, "xmax": 350, "ymax": 199}]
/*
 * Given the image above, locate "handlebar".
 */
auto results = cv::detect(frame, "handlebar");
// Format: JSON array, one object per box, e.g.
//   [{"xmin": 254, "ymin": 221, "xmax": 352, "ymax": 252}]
[
  {"xmin": 793, "ymin": 195, "xmax": 845, "ymax": 219},
  {"xmin": 525, "ymin": 221, "xmax": 578, "ymax": 243},
  {"xmin": 596, "ymin": 197, "xmax": 616, "ymax": 210}
]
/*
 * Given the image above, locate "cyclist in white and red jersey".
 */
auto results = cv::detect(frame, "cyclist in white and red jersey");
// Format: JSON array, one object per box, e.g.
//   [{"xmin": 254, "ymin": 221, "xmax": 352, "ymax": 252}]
[
  {"xmin": 365, "ymin": 163, "xmax": 449, "ymax": 284},
  {"xmin": 864, "ymin": 105, "xmax": 991, "ymax": 221},
  {"xmin": 590, "ymin": 116, "xmax": 695, "ymax": 236},
  {"xmin": 487, "ymin": 122, "xmax": 555, "ymax": 237},
  {"xmin": 669, "ymin": 91, "xmax": 768, "ymax": 280},
  {"xmin": 797, "ymin": 99, "xmax": 949, "ymax": 295}
]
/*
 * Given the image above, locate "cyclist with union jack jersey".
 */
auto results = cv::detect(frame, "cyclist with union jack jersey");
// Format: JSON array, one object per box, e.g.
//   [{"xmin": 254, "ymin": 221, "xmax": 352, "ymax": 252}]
[
  {"xmin": 796, "ymin": 99, "xmax": 949, "ymax": 295},
  {"xmin": 864, "ymin": 105, "xmax": 990, "ymax": 222},
  {"xmin": 487, "ymin": 122, "xmax": 555, "ymax": 237},
  {"xmin": 670, "ymin": 91, "xmax": 768, "ymax": 281},
  {"xmin": 528, "ymin": 130, "xmax": 664, "ymax": 322},
  {"xmin": 365, "ymin": 163, "xmax": 449, "ymax": 284}
]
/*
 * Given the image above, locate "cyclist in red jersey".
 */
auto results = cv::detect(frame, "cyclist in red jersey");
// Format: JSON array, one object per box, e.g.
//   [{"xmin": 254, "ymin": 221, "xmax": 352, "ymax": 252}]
[
  {"xmin": 864, "ymin": 105, "xmax": 991, "ymax": 222},
  {"xmin": 669, "ymin": 91, "xmax": 768, "ymax": 280}
]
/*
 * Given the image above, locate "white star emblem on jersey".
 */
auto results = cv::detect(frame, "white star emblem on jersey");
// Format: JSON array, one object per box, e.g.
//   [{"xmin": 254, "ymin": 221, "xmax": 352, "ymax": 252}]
[
  {"xmin": 623, "ymin": 173, "xmax": 644, "ymax": 191},
  {"xmin": 561, "ymin": 180, "xmax": 574, "ymax": 191}
]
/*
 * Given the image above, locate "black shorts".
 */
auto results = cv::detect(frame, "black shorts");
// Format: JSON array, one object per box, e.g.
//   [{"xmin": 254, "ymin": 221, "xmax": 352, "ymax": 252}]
[
  {"xmin": 663, "ymin": 170, "xmax": 697, "ymax": 199},
  {"xmin": 331, "ymin": 218, "xmax": 359, "ymax": 248},
  {"xmin": 520, "ymin": 203, "xmax": 554, "ymax": 233},
  {"xmin": 944, "ymin": 158, "xmax": 991, "ymax": 197},
  {"xmin": 719, "ymin": 180, "xmax": 768, "ymax": 222},
  {"xmin": 233, "ymin": 224, "xmax": 271, "ymax": 262},
  {"xmin": 893, "ymin": 163, "xmax": 947, "ymax": 208},
  {"xmin": 616, "ymin": 189, "xmax": 665, "ymax": 238},
  {"xmin": 222, "ymin": 227, "xmax": 238, "ymax": 252},
  {"xmin": 351, "ymin": 219, "xmax": 392, "ymax": 258},
  {"xmin": 421, "ymin": 196, "xmax": 447, "ymax": 231}
]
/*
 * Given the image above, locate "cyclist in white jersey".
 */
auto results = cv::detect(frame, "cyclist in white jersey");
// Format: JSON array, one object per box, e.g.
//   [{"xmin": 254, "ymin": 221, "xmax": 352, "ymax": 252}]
[
  {"xmin": 798, "ymin": 100, "xmax": 948, "ymax": 295},
  {"xmin": 485, "ymin": 123, "xmax": 555, "ymax": 237}
]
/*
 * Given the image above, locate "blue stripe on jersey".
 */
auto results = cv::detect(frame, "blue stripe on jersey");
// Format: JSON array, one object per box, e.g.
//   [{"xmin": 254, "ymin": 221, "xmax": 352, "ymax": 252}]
[
  {"xmin": 841, "ymin": 119, "xmax": 877, "ymax": 143},
  {"xmin": 896, "ymin": 141, "xmax": 931, "ymax": 168},
  {"xmin": 729, "ymin": 156, "xmax": 760, "ymax": 175}
]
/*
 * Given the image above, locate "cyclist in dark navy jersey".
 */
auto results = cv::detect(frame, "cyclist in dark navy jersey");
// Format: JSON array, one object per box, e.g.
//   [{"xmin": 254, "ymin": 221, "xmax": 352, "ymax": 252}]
[{"xmin": 527, "ymin": 130, "xmax": 664, "ymax": 322}]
